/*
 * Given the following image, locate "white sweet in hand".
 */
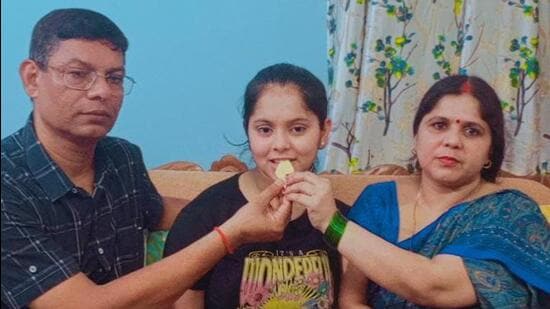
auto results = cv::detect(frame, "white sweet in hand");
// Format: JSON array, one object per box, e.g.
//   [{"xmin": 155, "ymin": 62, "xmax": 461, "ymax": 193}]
[{"xmin": 275, "ymin": 160, "xmax": 294, "ymax": 180}]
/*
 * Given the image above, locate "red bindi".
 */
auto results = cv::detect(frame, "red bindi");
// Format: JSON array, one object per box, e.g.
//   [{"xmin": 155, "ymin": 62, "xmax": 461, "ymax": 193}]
[
  {"xmin": 456, "ymin": 119, "xmax": 461, "ymax": 124},
  {"xmin": 460, "ymin": 80, "xmax": 473, "ymax": 94}
]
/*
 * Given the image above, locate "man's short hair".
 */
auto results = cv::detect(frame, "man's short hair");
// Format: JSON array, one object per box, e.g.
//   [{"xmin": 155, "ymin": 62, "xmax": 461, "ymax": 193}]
[{"xmin": 29, "ymin": 8, "xmax": 128, "ymax": 68}]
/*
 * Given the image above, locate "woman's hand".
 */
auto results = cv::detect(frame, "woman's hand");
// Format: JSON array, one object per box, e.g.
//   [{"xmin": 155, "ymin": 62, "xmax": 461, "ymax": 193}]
[{"xmin": 284, "ymin": 171, "xmax": 338, "ymax": 232}]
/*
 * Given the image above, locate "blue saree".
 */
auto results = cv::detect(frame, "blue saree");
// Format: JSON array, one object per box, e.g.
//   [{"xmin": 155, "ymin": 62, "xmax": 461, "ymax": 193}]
[{"xmin": 347, "ymin": 181, "xmax": 549, "ymax": 308}]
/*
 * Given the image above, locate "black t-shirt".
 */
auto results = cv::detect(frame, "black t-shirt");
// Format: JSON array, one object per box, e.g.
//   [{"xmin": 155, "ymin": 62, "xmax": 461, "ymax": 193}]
[{"xmin": 164, "ymin": 173, "xmax": 349, "ymax": 309}]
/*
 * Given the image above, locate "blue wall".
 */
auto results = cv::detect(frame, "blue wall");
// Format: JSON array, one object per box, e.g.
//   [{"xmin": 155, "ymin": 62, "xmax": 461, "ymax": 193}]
[{"xmin": 1, "ymin": 1, "xmax": 327, "ymax": 169}]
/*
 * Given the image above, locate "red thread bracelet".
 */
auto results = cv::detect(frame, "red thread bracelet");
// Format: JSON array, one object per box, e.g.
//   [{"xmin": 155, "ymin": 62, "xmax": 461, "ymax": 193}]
[{"xmin": 213, "ymin": 226, "xmax": 235, "ymax": 254}]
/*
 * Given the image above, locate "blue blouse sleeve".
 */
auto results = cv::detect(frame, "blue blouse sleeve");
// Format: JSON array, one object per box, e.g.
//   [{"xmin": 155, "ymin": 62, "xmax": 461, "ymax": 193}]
[{"xmin": 347, "ymin": 181, "xmax": 399, "ymax": 242}]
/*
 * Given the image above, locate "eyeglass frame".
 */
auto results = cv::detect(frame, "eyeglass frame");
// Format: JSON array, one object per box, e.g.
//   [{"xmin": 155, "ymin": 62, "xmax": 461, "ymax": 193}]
[{"xmin": 44, "ymin": 64, "xmax": 136, "ymax": 95}]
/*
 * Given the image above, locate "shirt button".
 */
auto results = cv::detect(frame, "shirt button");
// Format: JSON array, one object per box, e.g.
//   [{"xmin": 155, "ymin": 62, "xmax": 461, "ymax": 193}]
[
  {"xmin": 98, "ymin": 247, "xmax": 104, "ymax": 255},
  {"xmin": 29, "ymin": 265, "xmax": 37, "ymax": 273},
  {"xmin": 71, "ymin": 188, "xmax": 79, "ymax": 194}
]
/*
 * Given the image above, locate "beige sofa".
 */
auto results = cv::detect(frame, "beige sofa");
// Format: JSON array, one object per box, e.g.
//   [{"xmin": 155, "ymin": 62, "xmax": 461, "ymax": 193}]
[
  {"xmin": 149, "ymin": 170, "xmax": 550, "ymax": 219},
  {"xmin": 144, "ymin": 169, "xmax": 550, "ymax": 264}
]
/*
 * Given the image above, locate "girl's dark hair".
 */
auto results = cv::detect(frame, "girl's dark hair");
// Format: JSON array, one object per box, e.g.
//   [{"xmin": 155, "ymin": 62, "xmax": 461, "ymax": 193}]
[
  {"xmin": 412, "ymin": 75, "xmax": 505, "ymax": 182},
  {"xmin": 242, "ymin": 63, "xmax": 328, "ymax": 133}
]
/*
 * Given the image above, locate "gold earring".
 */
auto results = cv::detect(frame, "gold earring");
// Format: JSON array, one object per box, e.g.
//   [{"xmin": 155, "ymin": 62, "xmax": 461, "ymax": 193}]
[{"xmin": 483, "ymin": 160, "xmax": 492, "ymax": 169}]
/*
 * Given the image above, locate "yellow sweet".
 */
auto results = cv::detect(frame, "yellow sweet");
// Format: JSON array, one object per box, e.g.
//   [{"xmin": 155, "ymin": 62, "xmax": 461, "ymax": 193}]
[{"xmin": 275, "ymin": 160, "xmax": 294, "ymax": 180}]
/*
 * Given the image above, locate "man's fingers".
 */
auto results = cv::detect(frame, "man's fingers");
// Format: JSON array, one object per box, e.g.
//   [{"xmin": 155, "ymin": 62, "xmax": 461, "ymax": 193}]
[
  {"xmin": 269, "ymin": 196, "xmax": 281, "ymax": 210},
  {"xmin": 275, "ymin": 197, "xmax": 292, "ymax": 222},
  {"xmin": 254, "ymin": 179, "xmax": 285, "ymax": 205}
]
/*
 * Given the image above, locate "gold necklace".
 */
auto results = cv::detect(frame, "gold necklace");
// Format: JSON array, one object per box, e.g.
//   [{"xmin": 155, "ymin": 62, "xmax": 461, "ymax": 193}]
[{"xmin": 411, "ymin": 181, "xmax": 482, "ymax": 249}]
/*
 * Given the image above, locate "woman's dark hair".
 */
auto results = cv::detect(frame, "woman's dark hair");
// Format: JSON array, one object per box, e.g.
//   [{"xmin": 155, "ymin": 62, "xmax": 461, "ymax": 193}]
[
  {"xmin": 242, "ymin": 63, "xmax": 328, "ymax": 133},
  {"xmin": 29, "ymin": 8, "xmax": 128, "ymax": 68},
  {"xmin": 412, "ymin": 75, "xmax": 505, "ymax": 182}
]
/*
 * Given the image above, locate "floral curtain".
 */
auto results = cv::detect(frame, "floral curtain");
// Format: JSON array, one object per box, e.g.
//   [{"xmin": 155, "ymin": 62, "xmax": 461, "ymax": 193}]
[{"xmin": 324, "ymin": 0, "xmax": 549, "ymax": 176}]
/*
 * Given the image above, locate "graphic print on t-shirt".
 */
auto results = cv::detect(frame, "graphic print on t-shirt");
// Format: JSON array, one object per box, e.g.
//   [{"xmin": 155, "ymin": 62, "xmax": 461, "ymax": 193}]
[{"xmin": 239, "ymin": 249, "xmax": 333, "ymax": 308}]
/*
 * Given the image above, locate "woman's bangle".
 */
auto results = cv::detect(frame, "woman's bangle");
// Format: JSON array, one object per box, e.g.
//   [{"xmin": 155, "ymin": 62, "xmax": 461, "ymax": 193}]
[
  {"xmin": 324, "ymin": 210, "xmax": 348, "ymax": 248},
  {"xmin": 213, "ymin": 226, "xmax": 235, "ymax": 254}
]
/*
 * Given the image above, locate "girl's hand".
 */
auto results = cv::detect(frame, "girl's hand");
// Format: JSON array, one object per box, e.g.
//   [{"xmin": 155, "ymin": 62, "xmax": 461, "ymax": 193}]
[{"xmin": 284, "ymin": 171, "xmax": 338, "ymax": 232}]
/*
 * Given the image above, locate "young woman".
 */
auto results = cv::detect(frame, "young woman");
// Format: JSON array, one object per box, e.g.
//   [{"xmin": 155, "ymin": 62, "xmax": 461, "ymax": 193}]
[
  {"xmin": 164, "ymin": 63, "xmax": 347, "ymax": 308},
  {"xmin": 285, "ymin": 75, "xmax": 549, "ymax": 308}
]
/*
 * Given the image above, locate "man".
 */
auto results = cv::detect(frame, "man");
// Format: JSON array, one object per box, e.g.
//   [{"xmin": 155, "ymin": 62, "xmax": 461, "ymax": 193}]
[{"xmin": 1, "ymin": 8, "xmax": 291, "ymax": 308}]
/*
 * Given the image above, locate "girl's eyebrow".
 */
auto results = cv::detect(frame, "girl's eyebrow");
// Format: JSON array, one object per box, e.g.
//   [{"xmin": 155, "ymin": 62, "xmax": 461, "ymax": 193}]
[
  {"xmin": 252, "ymin": 117, "xmax": 312, "ymax": 124},
  {"xmin": 251, "ymin": 119, "xmax": 272, "ymax": 125},
  {"xmin": 288, "ymin": 117, "xmax": 311, "ymax": 123}
]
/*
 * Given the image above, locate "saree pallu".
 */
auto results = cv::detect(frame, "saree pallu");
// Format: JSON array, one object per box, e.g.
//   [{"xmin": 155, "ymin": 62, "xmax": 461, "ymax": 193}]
[{"xmin": 348, "ymin": 182, "xmax": 549, "ymax": 308}]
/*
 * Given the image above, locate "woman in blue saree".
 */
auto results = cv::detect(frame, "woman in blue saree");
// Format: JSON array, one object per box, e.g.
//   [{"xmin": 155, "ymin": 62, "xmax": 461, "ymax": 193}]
[{"xmin": 284, "ymin": 75, "xmax": 549, "ymax": 308}]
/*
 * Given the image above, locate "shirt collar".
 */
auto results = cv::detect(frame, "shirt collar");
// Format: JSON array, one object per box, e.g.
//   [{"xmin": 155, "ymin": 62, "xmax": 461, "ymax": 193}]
[
  {"xmin": 22, "ymin": 115, "xmax": 74, "ymax": 201},
  {"xmin": 22, "ymin": 114, "xmax": 117, "ymax": 201}
]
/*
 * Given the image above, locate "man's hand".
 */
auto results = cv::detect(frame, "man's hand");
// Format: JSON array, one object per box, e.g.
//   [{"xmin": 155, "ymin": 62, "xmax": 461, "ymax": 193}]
[{"xmin": 220, "ymin": 179, "xmax": 292, "ymax": 248}]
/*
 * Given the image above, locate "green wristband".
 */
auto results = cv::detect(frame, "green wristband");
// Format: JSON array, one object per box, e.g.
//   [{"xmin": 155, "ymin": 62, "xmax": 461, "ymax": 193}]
[{"xmin": 324, "ymin": 210, "xmax": 348, "ymax": 248}]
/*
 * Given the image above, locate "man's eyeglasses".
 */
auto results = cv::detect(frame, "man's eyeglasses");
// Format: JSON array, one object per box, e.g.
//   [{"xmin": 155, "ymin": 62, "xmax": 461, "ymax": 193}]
[{"xmin": 47, "ymin": 65, "xmax": 136, "ymax": 95}]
